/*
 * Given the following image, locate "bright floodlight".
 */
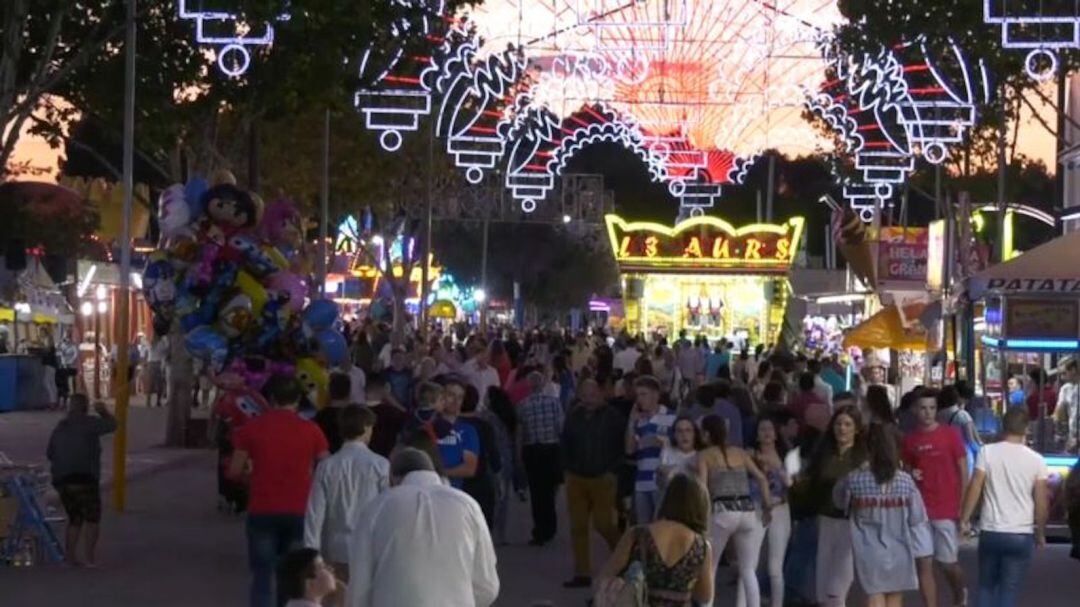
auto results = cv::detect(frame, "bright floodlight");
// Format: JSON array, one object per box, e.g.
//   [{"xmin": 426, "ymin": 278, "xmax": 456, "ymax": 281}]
[
  {"xmin": 97, "ymin": 301, "xmax": 108, "ymax": 314},
  {"xmin": 95, "ymin": 284, "xmax": 107, "ymax": 301},
  {"xmin": 80, "ymin": 302, "xmax": 94, "ymax": 317},
  {"xmin": 562, "ymin": 214, "xmax": 572, "ymax": 224},
  {"xmin": 473, "ymin": 289, "xmax": 487, "ymax": 303}
]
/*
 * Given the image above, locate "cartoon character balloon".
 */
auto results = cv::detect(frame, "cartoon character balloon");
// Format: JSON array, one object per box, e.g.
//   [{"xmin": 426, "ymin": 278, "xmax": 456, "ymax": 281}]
[{"xmin": 158, "ymin": 184, "xmax": 191, "ymax": 240}]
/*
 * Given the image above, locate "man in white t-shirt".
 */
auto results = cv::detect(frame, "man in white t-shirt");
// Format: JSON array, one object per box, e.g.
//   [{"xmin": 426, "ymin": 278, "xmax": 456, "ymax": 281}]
[
  {"xmin": 460, "ymin": 342, "xmax": 500, "ymax": 411},
  {"xmin": 960, "ymin": 407, "xmax": 1048, "ymax": 607},
  {"xmin": 1057, "ymin": 360, "xmax": 1079, "ymax": 452},
  {"xmin": 612, "ymin": 337, "xmax": 642, "ymax": 376}
]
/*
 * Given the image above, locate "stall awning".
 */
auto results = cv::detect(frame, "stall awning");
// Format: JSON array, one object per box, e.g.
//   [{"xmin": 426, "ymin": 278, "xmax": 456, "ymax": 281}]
[
  {"xmin": 969, "ymin": 231, "xmax": 1080, "ymax": 299},
  {"xmin": 31, "ymin": 313, "xmax": 57, "ymax": 324},
  {"xmin": 0, "ymin": 308, "xmax": 12, "ymax": 322},
  {"xmin": 843, "ymin": 305, "xmax": 928, "ymax": 351}
]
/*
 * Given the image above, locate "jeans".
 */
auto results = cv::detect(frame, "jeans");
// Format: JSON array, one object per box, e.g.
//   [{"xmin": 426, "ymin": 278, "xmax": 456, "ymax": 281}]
[
  {"xmin": 977, "ymin": 531, "xmax": 1035, "ymax": 607},
  {"xmin": 246, "ymin": 514, "xmax": 304, "ymax": 607},
  {"xmin": 634, "ymin": 489, "xmax": 661, "ymax": 525},
  {"xmin": 566, "ymin": 473, "xmax": 620, "ymax": 576},
  {"xmin": 709, "ymin": 509, "xmax": 766, "ymax": 607},
  {"xmin": 762, "ymin": 503, "xmax": 792, "ymax": 607},
  {"xmin": 522, "ymin": 443, "xmax": 563, "ymax": 543}
]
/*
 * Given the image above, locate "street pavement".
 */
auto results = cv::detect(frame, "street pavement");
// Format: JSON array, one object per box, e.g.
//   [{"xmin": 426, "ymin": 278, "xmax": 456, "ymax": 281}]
[{"xmin": 2, "ymin": 405, "xmax": 1079, "ymax": 605}]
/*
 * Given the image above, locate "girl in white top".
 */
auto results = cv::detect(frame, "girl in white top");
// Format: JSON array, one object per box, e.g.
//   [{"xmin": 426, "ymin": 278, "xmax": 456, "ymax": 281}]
[{"xmin": 657, "ymin": 416, "xmax": 703, "ymax": 493}]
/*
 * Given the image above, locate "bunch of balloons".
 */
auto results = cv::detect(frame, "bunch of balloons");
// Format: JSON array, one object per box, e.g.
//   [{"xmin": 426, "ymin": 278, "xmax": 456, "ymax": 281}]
[{"xmin": 143, "ymin": 171, "xmax": 347, "ymax": 400}]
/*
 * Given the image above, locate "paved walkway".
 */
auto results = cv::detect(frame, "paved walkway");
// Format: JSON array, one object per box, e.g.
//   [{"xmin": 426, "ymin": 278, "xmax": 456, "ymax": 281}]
[{"xmin": 2, "ymin": 407, "xmax": 1078, "ymax": 605}]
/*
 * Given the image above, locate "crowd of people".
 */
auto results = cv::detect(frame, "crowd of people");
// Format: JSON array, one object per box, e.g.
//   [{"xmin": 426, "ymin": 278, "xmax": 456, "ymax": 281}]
[{"xmin": 43, "ymin": 320, "xmax": 1080, "ymax": 607}]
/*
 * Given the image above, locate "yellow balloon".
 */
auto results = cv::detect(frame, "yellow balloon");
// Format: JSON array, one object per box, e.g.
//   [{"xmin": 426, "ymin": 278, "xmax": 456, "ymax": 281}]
[
  {"xmin": 296, "ymin": 357, "xmax": 329, "ymax": 408},
  {"xmin": 261, "ymin": 245, "xmax": 289, "ymax": 271},
  {"xmin": 234, "ymin": 271, "xmax": 268, "ymax": 315}
]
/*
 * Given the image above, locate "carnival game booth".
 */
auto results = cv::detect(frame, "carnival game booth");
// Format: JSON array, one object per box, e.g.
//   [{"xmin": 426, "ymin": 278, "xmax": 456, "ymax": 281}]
[
  {"xmin": 605, "ymin": 214, "xmax": 805, "ymax": 346},
  {"xmin": 968, "ymin": 231, "xmax": 1080, "ymax": 537}
]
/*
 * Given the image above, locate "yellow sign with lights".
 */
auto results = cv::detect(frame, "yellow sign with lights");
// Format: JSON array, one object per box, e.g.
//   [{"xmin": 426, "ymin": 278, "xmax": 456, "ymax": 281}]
[{"xmin": 605, "ymin": 214, "xmax": 805, "ymax": 273}]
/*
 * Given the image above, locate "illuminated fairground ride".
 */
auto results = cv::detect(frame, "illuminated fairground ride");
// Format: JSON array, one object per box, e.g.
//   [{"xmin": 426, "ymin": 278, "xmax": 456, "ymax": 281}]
[{"xmin": 354, "ymin": 0, "xmax": 843, "ymax": 216}]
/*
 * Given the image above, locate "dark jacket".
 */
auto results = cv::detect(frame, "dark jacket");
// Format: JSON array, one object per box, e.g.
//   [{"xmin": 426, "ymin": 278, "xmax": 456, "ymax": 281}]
[
  {"xmin": 46, "ymin": 412, "xmax": 117, "ymax": 483},
  {"xmin": 560, "ymin": 404, "xmax": 626, "ymax": 477}
]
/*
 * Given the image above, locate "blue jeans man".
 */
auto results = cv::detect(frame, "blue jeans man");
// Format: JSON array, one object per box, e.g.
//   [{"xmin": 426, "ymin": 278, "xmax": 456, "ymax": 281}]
[
  {"xmin": 246, "ymin": 514, "xmax": 304, "ymax": 607},
  {"xmin": 977, "ymin": 531, "xmax": 1035, "ymax": 607}
]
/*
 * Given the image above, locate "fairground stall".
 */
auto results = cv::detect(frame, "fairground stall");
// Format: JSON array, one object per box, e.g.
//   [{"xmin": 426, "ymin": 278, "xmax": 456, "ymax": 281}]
[
  {"xmin": 968, "ymin": 231, "xmax": 1080, "ymax": 537},
  {"xmin": 606, "ymin": 214, "xmax": 805, "ymax": 347}
]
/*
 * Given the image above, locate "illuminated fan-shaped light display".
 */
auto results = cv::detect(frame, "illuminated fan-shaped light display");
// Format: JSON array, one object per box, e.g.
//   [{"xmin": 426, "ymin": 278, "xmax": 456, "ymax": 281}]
[{"xmin": 807, "ymin": 37, "xmax": 991, "ymax": 221}]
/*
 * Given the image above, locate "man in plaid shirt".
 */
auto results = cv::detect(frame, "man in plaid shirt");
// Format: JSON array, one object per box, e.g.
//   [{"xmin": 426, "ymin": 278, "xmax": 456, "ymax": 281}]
[{"xmin": 518, "ymin": 370, "xmax": 566, "ymax": 546}]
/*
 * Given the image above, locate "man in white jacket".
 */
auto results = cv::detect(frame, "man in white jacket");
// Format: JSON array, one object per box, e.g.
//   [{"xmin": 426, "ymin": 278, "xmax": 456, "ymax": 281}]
[
  {"xmin": 347, "ymin": 448, "xmax": 500, "ymax": 607},
  {"xmin": 304, "ymin": 406, "xmax": 388, "ymax": 583}
]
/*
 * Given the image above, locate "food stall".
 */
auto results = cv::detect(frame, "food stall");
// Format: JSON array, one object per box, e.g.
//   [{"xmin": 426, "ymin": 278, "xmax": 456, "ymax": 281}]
[
  {"xmin": 968, "ymin": 231, "xmax": 1080, "ymax": 536},
  {"xmin": 605, "ymin": 214, "xmax": 805, "ymax": 346}
]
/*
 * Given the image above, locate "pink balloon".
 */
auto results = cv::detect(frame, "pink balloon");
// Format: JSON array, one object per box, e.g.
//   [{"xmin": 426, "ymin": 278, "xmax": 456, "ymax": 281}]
[{"xmin": 267, "ymin": 272, "xmax": 307, "ymax": 312}]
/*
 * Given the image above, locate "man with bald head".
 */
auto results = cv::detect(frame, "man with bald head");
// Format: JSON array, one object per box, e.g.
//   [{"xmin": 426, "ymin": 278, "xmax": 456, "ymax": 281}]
[
  {"xmin": 559, "ymin": 378, "xmax": 626, "ymax": 587},
  {"xmin": 347, "ymin": 448, "xmax": 499, "ymax": 607},
  {"xmin": 517, "ymin": 369, "xmax": 567, "ymax": 546}
]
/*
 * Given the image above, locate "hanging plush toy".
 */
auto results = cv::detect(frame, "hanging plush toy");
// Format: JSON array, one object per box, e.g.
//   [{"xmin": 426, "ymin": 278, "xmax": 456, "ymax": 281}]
[{"xmin": 200, "ymin": 184, "xmax": 259, "ymax": 245}]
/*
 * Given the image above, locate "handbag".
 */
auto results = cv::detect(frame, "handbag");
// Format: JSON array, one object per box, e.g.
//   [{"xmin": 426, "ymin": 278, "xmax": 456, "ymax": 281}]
[{"xmin": 594, "ymin": 527, "xmax": 649, "ymax": 607}]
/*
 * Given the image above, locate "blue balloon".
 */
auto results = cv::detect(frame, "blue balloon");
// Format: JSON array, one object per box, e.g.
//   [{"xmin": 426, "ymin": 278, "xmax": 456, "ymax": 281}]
[
  {"xmin": 184, "ymin": 177, "xmax": 209, "ymax": 218},
  {"xmin": 302, "ymin": 299, "xmax": 339, "ymax": 332},
  {"xmin": 185, "ymin": 325, "xmax": 227, "ymax": 361},
  {"xmin": 315, "ymin": 329, "xmax": 348, "ymax": 366}
]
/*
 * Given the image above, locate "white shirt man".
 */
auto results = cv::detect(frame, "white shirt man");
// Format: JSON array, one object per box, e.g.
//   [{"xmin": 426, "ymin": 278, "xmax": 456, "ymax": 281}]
[
  {"xmin": 304, "ymin": 407, "xmax": 389, "ymax": 568},
  {"xmin": 336, "ymin": 361, "xmax": 366, "ymax": 405},
  {"xmin": 613, "ymin": 343, "xmax": 642, "ymax": 375},
  {"xmin": 1057, "ymin": 364, "xmax": 1079, "ymax": 451},
  {"xmin": 347, "ymin": 449, "xmax": 499, "ymax": 607},
  {"xmin": 462, "ymin": 353, "xmax": 500, "ymax": 410}
]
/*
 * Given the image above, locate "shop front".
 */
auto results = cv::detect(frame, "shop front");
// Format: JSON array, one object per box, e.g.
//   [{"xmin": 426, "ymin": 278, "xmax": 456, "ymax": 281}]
[{"xmin": 605, "ymin": 214, "xmax": 805, "ymax": 346}]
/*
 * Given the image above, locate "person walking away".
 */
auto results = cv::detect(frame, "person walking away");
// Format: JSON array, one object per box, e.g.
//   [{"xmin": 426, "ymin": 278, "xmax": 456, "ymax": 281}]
[
  {"xmin": 751, "ymin": 416, "xmax": 792, "ymax": 607},
  {"xmin": 808, "ymin": 358, "xmax": 834, "ymax": 409},
  {"xmin": 625, "ymin": 375, "xmax": 677, "ymax": 524},
  {"xmin": 802, "ymin": 405, "xmax": 867, "ymax": 607},
  {"xmin": 595, "ymin": 474, "xmax": 715, "ymax": 607},
  {"xmin": 960, "ymin": 407, "xmax": 1049, "ymax": 607},
  {"xmin": 460, "ymin": 383, "xmax": 501, "ymax": 528},
  {"xmin": 902, "ymin": 388, "xmax": 969, "ymax": 607},
  {"xmin": 57, "ymin": 332, "xmax": 80, "ymax": 407},
  {"xmin": 698, "ymin": 414, "xmax": 771, "ymax": 607},
  {"xmin": 210, "ymin": 377, "xmax": 270, "ymax": 514},
  {"xmin": 437, "ymin": 378, "xmax": 481, "ymax": 489},
  {"xmin": 229, "ymin": 375, "xmax": 330, "ymax": 607},
  {"xmin": 347, "ymin": 448, "xmax": 499, "ymax": 607},
  {"xmin": 483, "ymin": 386, "xmax": 519, "ymax": 545},
  {"xmin": 314, "ymin": 373, "xmax": 352, "ymax": 454},
  {"xmin": 706, "ymin": 343, "xmax": 727, "ymax": 381},
  {"xmin": 789, "ymin": 372, "xmax": 828, "ymax": 435},
  {"xmin": 46, "ymin": 394, "xmax": 116, "ymax": 566},
  {"xmin": 303, "ymin": 405, "xmax": 388, "ymax": 600},
  {"xmin": 613, "ymin": 335, "xmax": 642, "ymax": 377},
  {"xmin": 560, "ymin": 378, "xmax": 626, "ymax": 587},
  {"xmin": 834, "ymin": 423, "xmax": 929, "ymax": 607},
  {"xmin": 363, "ymin": 373, "xmax": 408, "ymax": 458},
  {"xmin": 938, "ymin": 385, "xmax": 982, "ymax": 477},
  {"xmin": 277, "ymin": 548, "xmax": 338, "ymax": 607},
  {"xmin": 518, "ymin": 370, "xmax": 566, "ymax": 546}
]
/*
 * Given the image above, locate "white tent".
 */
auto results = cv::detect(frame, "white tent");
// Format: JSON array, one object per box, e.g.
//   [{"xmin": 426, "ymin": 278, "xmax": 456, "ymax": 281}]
[{"xmin": 968, "ymin": 231, "xmax": 1080, "ymax": 299}]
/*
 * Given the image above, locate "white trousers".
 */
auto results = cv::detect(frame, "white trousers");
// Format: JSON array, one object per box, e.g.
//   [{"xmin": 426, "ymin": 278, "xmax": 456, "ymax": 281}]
[
  {"xmin": 762, "ymin": 503, "xmax": 792, "ymax": 607},
  {"xmin": 709, "ymin": 509, "xmax": 766, "ymax": 607},
  {"xmin": 815, "ymin": 515, "xmax": 854, "ymax": 607}
]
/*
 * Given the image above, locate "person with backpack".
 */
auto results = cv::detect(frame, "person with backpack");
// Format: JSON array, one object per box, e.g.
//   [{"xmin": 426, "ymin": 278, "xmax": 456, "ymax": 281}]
[{"xmin": 938, "ymin": 385, "xmax": 981, "ymax": 476}]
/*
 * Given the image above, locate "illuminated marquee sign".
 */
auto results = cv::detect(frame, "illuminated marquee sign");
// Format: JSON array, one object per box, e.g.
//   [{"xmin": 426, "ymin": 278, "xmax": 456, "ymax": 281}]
[{"xmin": 605, "ymin": 214, "xmax": 805, "ymax": 273}]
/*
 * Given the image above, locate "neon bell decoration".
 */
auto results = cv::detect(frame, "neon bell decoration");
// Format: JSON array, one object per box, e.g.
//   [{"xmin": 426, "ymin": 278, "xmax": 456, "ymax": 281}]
[{"xmin": 177, "ymin": 0, "xmax": 290, "ymax": 77}]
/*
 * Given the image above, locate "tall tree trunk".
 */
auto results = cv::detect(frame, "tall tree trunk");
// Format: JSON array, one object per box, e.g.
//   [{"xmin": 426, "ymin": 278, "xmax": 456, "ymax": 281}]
[
  {"xmin": 391, "ymin": 283, "xmax": 407, "ymax": 347},
  {"xmin": 164, "ymin": 325, "xmax": 193, "ymax": 447}
]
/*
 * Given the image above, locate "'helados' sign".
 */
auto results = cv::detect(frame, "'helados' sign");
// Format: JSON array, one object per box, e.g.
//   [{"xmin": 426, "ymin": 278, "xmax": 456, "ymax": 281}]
[
  {"xmin": 604, "ymin": 214, "xmax": 805, "ymax": 273},
  {"xmin": 986, "ymin": 278, "xmax": 1080, "ymax": 293}
]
